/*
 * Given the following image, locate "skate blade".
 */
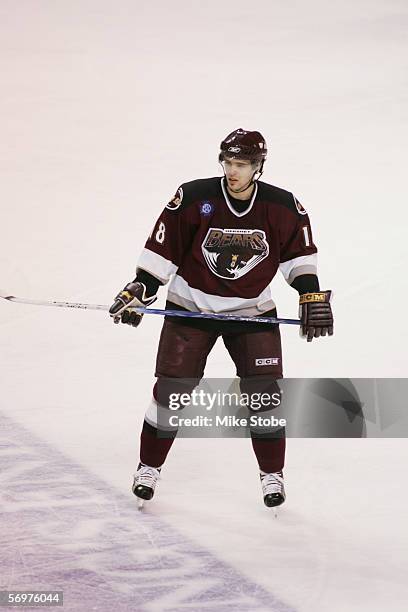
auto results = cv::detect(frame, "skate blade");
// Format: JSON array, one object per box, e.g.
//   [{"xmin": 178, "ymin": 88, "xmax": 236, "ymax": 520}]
[
  {"xmin": 267, "ymin": 505, "xmax": 282, "ymax": 518},
  {"xmin": 137, "ymin": 498, "xmax": 145, "ymax": 510}
]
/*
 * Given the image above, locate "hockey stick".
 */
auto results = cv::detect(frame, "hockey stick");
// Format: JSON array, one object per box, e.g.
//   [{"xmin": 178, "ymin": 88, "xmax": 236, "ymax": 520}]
[{"xmin": 0, "ymin": 289, "xmax": 301, "ymax": 326}]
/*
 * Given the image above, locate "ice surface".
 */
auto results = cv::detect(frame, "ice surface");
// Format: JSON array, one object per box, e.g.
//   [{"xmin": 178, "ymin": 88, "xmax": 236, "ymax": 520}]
[
  {"xmin": 0, "ymin": 413, "xmax": 294, "ymax": 611},
  {"xmin": 1, "ymin": 1, "xmax": 408, "ymax": 610}
]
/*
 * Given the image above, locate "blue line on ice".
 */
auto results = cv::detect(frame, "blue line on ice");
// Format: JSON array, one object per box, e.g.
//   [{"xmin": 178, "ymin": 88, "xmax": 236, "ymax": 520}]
[{"xmin": 0, "ymin": 412, "xmax": 295, "ymax": 612}]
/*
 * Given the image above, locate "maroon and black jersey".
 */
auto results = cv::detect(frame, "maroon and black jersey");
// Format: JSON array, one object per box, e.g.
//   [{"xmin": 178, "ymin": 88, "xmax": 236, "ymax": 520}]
[{"xmin": 137, "ymin": 177, "xmax": 317, "ymax": 316}]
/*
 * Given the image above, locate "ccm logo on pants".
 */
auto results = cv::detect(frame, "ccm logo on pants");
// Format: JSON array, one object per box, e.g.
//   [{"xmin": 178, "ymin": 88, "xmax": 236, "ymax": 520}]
[{"xmin": 255, "ymin": 358, "xmax": 280, "ymax": 366}]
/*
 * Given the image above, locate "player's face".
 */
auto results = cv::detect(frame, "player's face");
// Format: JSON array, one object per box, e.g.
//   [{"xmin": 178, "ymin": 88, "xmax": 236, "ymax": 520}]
[{"xmin": 222, "ymin": 158, "xmax": 258, "ymax": 193}]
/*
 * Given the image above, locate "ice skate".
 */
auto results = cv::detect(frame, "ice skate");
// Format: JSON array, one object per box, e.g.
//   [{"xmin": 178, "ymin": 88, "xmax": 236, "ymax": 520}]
[
  {"xmin": 260, "ymin": 470, "xmax": 285, "ymax": 515},
  {"xmin": 132, "ymin": 463, "xmax": 161, "ymax": 509}
]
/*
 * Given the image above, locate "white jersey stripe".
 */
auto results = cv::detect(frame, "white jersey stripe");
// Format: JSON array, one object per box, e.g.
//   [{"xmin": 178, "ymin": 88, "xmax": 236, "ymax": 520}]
[
  {"xmin": 167, "ymin": 274, "xmax": 276, "ymax": 315},
  {"xmin": 279, "ymin": 253, "xmax": 317, "ymax": 285},
  {"xmin": 136, "ymin": 248, "xmax": 178, "ymax": 284}
]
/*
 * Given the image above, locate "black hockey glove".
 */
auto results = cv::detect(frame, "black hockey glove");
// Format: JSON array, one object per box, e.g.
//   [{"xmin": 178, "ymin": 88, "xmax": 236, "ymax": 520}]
[
  {"xmin": 299, "ymin": 291, "xmax": 333, "ymax": 342},
  {"xmin": 109, "ymin": 281, "xmax": 156, "ymax": 328}
]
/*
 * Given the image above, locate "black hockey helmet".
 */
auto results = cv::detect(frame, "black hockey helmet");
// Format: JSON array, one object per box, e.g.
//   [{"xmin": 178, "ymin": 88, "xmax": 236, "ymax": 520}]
[{"xmin": 219, "ymin": 128, "xmax": 267, "ymax": 164}]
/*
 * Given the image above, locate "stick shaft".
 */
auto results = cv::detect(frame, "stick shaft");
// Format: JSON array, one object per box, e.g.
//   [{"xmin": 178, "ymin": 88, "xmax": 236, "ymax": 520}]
[{"xmin": 0, "ymin": 292, "xmax": 300, "ymax": 325}]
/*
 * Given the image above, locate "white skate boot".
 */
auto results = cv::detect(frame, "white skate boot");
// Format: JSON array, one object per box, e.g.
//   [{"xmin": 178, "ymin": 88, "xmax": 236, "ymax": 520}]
[
  {"xmin": 132, "ymin": 462, "xmax": 161, "ymax": 509},
  {"xmin": 260, "ymin": 470, "xmax": 285, "ymax": 514}
]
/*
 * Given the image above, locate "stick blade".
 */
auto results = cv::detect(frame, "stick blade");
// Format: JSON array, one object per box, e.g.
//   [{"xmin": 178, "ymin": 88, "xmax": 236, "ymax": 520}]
[{"xmin": 0, "ymin": 288, "xmax": 14, "ymax": 300}]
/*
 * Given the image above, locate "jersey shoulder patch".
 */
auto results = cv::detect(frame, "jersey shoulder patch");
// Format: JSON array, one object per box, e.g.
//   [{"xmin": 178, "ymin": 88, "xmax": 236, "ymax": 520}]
[
  {"xmin": 165, "ymin": 177, "xmax": 220, "ymax": 212},
  {"xmin": 166, "ymin": 186, "xmax": 184, "ymax": 210},
  {"xmin": 293, "ymin": 195, "xmax": 308, "ymax": 215}
]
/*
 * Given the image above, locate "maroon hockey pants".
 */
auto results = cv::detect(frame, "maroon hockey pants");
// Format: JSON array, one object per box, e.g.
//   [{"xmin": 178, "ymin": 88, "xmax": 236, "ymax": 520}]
[{"xmin": 140, "ymin": 319, "xmax": 285, "ymax": 473}]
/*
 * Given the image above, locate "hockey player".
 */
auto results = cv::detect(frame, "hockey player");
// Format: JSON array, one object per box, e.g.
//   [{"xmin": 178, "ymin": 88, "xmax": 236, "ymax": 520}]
[{"xmin": 110, "ymin": 129, "xmax": 333, "ymax": 509}]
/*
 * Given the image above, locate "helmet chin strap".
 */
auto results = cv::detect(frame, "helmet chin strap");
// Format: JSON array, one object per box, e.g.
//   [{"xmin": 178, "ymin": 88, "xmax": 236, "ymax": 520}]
[{"xmin": 230, "ymin": 176, "xmax": 255, "ymax": 193}]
